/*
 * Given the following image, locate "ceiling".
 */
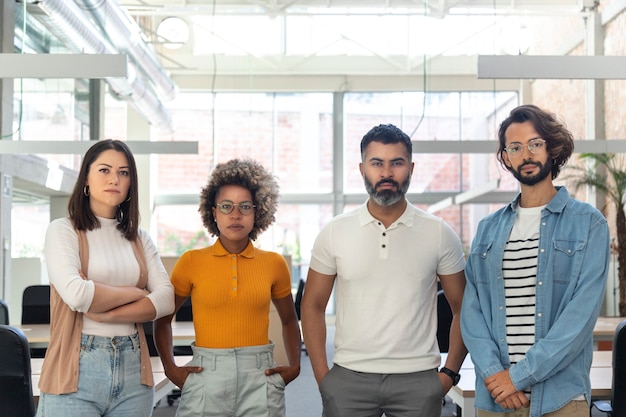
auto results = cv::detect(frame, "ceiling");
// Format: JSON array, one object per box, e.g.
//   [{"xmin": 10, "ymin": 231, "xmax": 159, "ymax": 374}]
[
  {"xmin": 8, "ymin": 0, "xmax": 599, "ymax": 205},
  {"xmin": 120, "ymin": 1, "xmax": 596, "ymax": 16},
  {"xmin": 114, "ymin": 0, "xmax": 597, "ymax": 92}
]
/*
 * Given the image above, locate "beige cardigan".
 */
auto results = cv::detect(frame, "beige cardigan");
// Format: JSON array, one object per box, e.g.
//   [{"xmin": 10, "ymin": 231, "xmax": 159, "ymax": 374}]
[{"xmin": 38, "ymin": 229, "xmax": 154, "ymax": 394}]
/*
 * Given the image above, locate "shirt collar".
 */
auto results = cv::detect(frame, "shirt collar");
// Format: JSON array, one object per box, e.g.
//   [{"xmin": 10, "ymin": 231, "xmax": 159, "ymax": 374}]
[
  {"xmin": 358, "ymin": 198, "xmax": 414, "ymax": 228},
  {"xmin": 507, "ymin": 185, "xmax": 569, "ymax": 214},
  {"xmin": 212, "ymin": 238, "xmax": 256, "ymax": 258}
]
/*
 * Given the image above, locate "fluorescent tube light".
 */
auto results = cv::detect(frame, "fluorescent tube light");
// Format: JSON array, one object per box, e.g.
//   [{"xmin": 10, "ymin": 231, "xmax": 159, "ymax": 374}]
[
  {"xmin": 477, "ymin": 55, "xmax": 626, "ymax": 79},
  {"xmin": 0, "ymin": 54, "xmax": 127, "ymax": 78},
  {"xmin": 0, "ymin": 141, "xmax": 198, "ymax": 155}
]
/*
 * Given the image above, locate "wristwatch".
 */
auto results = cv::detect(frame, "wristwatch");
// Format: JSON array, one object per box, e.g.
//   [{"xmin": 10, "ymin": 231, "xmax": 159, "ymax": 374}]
[{"xmin": 439, "ymin": 367, "xmax": 461, "ymax": 386}]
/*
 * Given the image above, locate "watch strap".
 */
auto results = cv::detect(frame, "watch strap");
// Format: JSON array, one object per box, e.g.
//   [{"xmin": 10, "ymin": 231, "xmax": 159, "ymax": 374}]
[{"xmin": 439, "ymin": 366, "xmax": 461, "ymax": 385}]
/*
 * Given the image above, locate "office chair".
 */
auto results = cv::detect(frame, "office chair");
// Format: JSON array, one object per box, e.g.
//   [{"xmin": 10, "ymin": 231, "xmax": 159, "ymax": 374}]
[
  {"xmin": 21, "ymin": 285, "xmax": 51, "ymax": 358},
  {"xmin": 293, "ymin": 279, "xmax": 306, "ymax": 355},
  {"xmin": 294, "ymin": 279, "xmax": 305, "ymax": 321},
  {"xmin": 437, "ymin": 289, "xmax": 453, "ymax": 353},
  {"xmin": 21, "ymin": 285, "xmax": 51, "ymax": 325},
  {"xmin": 167, "ymin": 298, "xmax": 193, "ymax": 406},
  {"xmin": 0, "ymin": 324, "xmax": 36, "ymax": 417},
  {"xmin": 0, "ymin": 299, "xmax": 9, "ymax": 325},
  {"xmin": 173, "ymin": 297, "xmax": 193, "ymax": 356},
  {"xmin": 592, "ymin": 319, "xmax": 626, "ymax": 417}
]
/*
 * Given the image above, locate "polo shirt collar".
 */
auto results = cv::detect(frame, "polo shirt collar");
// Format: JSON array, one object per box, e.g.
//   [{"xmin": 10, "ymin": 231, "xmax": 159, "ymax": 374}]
[
  {"xmin": 358, "ymin": 198, "xmax": 414, "ymax": 228},
  {"xmin": 213, "ymin": 238, "xmax": 256, "ymax": 258}
]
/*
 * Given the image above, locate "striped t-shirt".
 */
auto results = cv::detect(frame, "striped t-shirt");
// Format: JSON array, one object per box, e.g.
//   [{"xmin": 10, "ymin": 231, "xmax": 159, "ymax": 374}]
[{"xmin": 503, "ymin": 205, "xmax": 543, "ymax": 367}]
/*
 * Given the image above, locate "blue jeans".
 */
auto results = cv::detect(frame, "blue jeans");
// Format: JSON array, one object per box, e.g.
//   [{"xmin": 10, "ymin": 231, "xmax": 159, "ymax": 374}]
[{"xmin": 36, "ymin": 333, "xmax": 154, "ymax": 417}]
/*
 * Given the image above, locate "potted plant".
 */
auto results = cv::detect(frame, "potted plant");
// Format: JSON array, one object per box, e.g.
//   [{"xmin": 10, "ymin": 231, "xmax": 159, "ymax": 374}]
[{"xmin": 568, "ymin": 153, "xmax": 626, "ymax": 316}]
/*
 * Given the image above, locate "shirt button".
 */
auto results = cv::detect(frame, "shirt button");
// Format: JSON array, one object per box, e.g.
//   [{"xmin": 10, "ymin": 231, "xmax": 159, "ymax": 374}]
[
  {"xmin": 382, "ymin": 232, "xmax": 386, "ymax": 236},
  {"xmin": 382, "ymin": 244, "xmax": 386, "ymax": 248},
  {"xmin": 537, "ymin": 313, "xmax": 542, "ymax": 317},
  {"xmin": 538, "ymin": 281, "xmax": 542, "ymax": 285}
]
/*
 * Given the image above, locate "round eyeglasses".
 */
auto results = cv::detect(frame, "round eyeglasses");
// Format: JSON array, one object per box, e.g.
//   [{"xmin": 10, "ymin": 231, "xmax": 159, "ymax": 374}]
[
  {"xmin": 216, "ymin": 200, "xmax": 256, "ymax": 215},
  {"xmin": 504, "ymin": 138, "xmax": 546, "ymax": 159}
]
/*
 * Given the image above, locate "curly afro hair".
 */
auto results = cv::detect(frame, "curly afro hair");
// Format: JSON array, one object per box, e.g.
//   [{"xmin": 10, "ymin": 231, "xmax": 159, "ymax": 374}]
[{"xmin": 199, "ymin": 159, "xmax": 279, "ymax": 240}]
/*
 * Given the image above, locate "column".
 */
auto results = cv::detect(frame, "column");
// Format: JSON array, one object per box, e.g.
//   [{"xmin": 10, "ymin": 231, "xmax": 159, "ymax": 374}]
[{"xmin": 0, "ymin": 0, "xmax": 16, "ymax": 300}]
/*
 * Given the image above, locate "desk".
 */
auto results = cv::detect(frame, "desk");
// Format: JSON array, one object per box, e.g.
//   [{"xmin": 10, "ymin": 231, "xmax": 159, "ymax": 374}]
[
  {"xmin": 15, "ymin": 316, "xmax": 289, "ymax": 366},
  {"xmin": 31, "ymin": 356, "xmax": 192, "ymax": 408},
  {"xmin": 14, "ymin": 321, "xmax": 196, "ymax": 349},
  {"xmin": 594, "ymin": 316, "xmax": 626, "ymax": 345},
  {"xmin": 445, "ymin": 351, "xmax": 612, "ymax": 417}
]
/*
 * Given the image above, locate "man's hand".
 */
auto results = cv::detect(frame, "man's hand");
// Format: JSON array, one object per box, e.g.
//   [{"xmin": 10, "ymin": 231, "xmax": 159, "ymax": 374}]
[
  {"xmin": 498, "ymin": 391, "xmax": 530, "ymax": 410},
  {"xmin": 438, "ymin": 372, "xmax": 454, "ymax": 395},
  {"xmin": 484, "ymin": 369, "xmax": 518, "ymax": 404},
  {"xmin": 265, "ymin": 364, "xmax": 301, "ymax": 385}
]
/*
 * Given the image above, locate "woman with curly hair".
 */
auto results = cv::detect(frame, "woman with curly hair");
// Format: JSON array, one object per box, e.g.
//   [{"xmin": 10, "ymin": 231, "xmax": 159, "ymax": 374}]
[{"xmin": 154, "ymin": 158, "xmax": 301, "ymax": 417}]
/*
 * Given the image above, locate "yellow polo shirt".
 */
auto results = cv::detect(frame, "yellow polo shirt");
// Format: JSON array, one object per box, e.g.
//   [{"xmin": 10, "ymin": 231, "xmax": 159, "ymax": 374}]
[{"xmin": 171, "ymin": 239, "xmax": 292, "ymax": 348}]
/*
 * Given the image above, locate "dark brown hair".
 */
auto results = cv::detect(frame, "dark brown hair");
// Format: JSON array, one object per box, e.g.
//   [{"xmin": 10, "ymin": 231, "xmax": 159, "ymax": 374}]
[
  {"xmin": 67, "ymin": 139, "xmax": 139, "ymax": 240},
  {"xmin": 360, "ymin": 123, "xmax": 413, "ymax": 162},
  {"xmin": 497, "ymin": 104, "xmax": 574, "ymax": 179}
]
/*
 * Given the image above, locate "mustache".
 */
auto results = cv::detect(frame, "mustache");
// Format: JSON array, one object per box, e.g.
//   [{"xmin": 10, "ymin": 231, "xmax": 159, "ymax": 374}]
[
  {"xmin": 376, "ymin": 179, "xmax": 399, "ymax": 187},
  {"xmin": 518, "ymin": 160, "xmax": 542, "ymax": 170}
]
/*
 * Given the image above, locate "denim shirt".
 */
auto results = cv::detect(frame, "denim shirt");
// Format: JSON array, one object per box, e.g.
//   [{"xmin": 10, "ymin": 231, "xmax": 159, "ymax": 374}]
[{"xmin": 461, "ymin": 186, "xmax": 609, "ymax": 417}]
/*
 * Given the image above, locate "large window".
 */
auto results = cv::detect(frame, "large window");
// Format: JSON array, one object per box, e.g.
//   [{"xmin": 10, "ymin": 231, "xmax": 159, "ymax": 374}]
[
  {"xmin": 153, "ymin": 92, "xmax": 335, "ymax": 271},
  {"xmin": 152, "ymin": 90, "xmax": 519, "ymax": 266}
]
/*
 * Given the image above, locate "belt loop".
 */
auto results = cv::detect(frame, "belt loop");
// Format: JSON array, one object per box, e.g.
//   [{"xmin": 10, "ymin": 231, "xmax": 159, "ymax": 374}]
[
  {"xmin": 131, "ymin": 333, "xmax": 140, "ymax": 351},
  {"xmin": 267, "ymin": 352, "xmax": 272, "ymax": 366},
  {"xmin": 256, "ymin": 353, "xmax": 262, "ymax": 369},
  {"xmin": 212, "ymin": 355, "xmax": 216, "ymax": 371}
]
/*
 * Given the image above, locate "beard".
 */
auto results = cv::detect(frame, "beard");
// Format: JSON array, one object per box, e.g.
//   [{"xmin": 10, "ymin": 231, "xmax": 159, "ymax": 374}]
[
  {"xmin": 364, "ymin": 175, "xmax": 411, "ymax": 206},
  {"xmin": 509, "ymin": 158, "xmax": 553, "ymax": 186}
]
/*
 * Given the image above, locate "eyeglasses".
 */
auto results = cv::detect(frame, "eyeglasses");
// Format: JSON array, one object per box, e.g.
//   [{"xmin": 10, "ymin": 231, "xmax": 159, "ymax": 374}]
[
  {"xmin": 504, "ymin": 138, "xmax": 546, "ymax": 158},
  {"xmin": 216, "ymin": 200, "xmax": 256, "ymax": 215}
]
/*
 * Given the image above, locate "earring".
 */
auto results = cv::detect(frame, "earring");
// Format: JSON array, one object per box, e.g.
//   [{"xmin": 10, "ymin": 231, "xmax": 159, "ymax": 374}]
[
  {"xmin": 125, "ymin": 195, "xmax": 131, "ymax": 202},
  {"xmin": 83, "ymin": 185, "xmax": 89, "ymax": 196}
]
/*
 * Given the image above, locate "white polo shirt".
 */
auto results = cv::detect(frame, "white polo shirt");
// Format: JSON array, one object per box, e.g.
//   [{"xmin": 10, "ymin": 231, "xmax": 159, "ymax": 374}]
[{"xmin": 309, "ymin": 200, "xmax": 465, "ymax": 373}]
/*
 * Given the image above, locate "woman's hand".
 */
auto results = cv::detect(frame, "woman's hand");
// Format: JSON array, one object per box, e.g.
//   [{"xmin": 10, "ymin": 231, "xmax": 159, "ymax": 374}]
[
  {"xmin": 164, "ymin": 364, "xmax": 204, "ymax": 388},
  {"xmin": 265, "ymin": 364, "xmax": 301, "ymax": 385}
]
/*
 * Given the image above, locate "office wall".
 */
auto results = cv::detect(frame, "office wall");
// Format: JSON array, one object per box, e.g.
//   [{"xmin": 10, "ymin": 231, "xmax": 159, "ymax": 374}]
[{"xmin": 8, "ymin": 257, "xmax": 44, "ymax": 325}]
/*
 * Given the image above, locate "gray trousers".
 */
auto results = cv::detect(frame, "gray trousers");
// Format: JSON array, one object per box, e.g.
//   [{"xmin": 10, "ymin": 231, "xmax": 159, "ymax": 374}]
[{"xmin": 319, "ymin": 364, "xmax": 443, "ymax": 417}]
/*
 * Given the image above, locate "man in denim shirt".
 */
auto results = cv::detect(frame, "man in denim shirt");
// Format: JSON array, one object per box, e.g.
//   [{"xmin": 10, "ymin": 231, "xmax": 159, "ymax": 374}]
[{"xmin": 461, "ymin": 105, "xmax": 610, "ymax": 417}]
